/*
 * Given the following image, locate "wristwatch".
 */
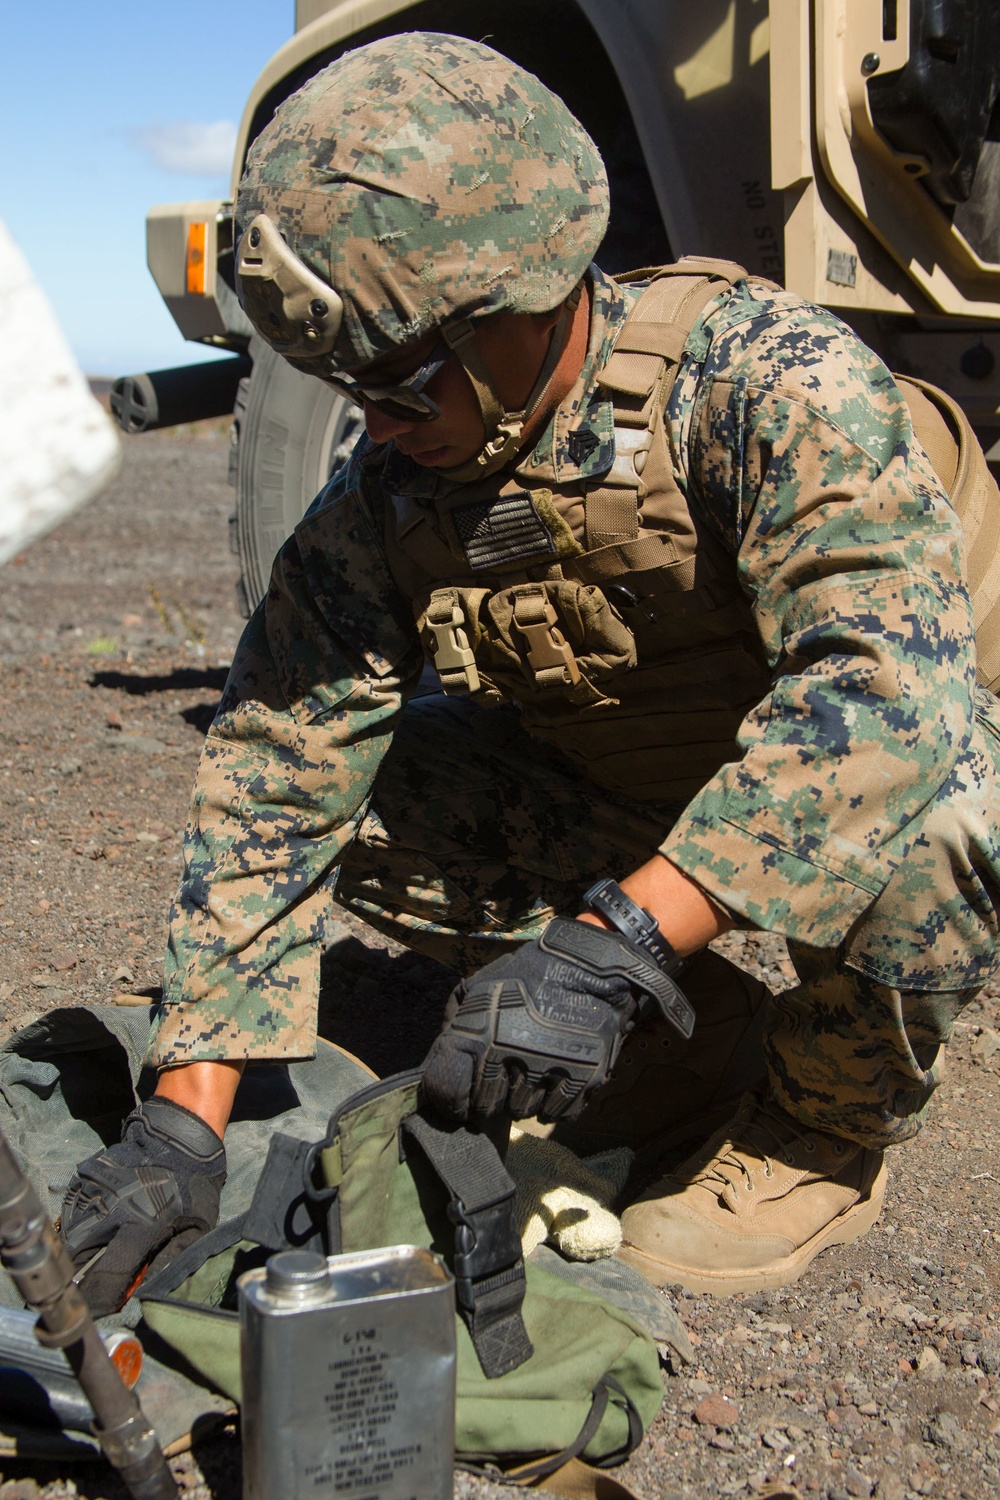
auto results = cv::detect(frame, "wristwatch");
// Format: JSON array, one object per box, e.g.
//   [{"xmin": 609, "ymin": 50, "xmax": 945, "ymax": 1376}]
[{"xmin": 582, "ymin": 877, "xmax": 683, "ymax": 975}]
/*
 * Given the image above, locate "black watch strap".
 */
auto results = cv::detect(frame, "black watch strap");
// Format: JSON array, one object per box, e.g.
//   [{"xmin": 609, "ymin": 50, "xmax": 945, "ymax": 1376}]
[{"xmin": 582, "ymin": 877, "xmax": 682, "ymax": 975}]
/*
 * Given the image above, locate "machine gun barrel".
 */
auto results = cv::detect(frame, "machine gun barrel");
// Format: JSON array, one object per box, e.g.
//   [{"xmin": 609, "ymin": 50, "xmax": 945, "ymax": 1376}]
[{"xmin": 0, "ymin": 1129, "xmax": 178, "ymax": 1500}]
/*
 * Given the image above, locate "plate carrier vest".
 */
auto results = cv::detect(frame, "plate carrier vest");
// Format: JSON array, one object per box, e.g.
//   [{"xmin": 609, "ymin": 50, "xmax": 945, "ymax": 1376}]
[{"xmin": 383, "ymin": 259, "xmax": 1000, "ymax": 806}]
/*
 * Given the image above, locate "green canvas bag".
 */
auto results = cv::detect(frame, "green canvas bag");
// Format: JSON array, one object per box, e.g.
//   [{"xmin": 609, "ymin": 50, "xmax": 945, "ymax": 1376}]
[{"xmin": 140, "ymin": 1070, "xmax": 665, "ymax": 1482}]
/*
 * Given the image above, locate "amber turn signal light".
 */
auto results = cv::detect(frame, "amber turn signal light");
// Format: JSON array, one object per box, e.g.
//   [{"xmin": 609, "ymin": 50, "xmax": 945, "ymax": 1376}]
[{"xmin": 186, "ymin": 221, "xmax": 207, "ymax": 295}]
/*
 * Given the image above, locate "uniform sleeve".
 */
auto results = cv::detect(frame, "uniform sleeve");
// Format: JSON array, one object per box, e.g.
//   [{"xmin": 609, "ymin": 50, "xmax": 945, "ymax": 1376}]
[
  {"xmin": 660, "ymin": 295, "xmax": 977, "ymax": 948},
  {"xmin": 148, "ymin": 467, "xmax": 422, "ymax": 1065}
]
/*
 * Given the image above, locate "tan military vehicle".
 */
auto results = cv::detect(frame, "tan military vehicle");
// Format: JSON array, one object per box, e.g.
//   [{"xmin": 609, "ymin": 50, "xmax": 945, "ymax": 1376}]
[{"xmin": 113, "ymin": 0, "xmax": 1000, "ymax": 614}]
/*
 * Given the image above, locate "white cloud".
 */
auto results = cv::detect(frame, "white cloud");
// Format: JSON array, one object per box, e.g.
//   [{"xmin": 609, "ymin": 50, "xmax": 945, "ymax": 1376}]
[{"xmin": 133, "ymin": 120, "xmax": 237, "ymax": 176}]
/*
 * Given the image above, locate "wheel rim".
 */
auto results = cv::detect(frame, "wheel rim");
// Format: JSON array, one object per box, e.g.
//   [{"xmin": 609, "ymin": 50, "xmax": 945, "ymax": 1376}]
[
  {"xmin": 301, "ymin": 390, "xmax": 364, "ymax": 504},
  {"xmin": 236, "ymin": 346, "xmax": 366, "ymax": 610}
]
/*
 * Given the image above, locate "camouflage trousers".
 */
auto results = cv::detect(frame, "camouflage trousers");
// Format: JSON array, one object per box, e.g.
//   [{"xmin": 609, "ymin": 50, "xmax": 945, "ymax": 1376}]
[{"xmin": 333, "ymin": 692, "xmax": 999, "ymax": 1149}]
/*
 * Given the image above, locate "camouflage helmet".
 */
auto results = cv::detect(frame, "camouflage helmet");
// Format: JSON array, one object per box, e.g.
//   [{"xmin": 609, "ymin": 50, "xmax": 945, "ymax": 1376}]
[{"xmin": 234, "ymin": 32, "xmax": 609, "ymax": 373}]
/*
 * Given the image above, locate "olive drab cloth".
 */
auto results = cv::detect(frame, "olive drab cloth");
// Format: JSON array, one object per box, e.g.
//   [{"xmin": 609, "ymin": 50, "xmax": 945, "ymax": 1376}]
[{"xmin": 149, "ymin": 266, "xmax": 1000, "ymax": 1147}]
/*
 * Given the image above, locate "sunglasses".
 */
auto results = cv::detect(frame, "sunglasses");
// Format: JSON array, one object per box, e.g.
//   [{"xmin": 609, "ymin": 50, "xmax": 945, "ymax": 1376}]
[{"xmin": 325, "ymin": 343, "xmax": 452, "ymax": 423}]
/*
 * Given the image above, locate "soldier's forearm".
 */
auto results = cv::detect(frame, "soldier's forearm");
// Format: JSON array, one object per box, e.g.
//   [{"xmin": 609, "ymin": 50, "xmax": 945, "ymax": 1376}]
[
  {"xmin": 153, "ymin": 1059, "xmax": 246, "ymax": 1139},
  {"xmin": 577, "ymin": 853, "xmax": 733, "ymax": 957}
]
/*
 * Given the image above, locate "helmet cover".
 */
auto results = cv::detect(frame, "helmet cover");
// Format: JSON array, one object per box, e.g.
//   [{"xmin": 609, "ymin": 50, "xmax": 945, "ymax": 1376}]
[{"xmin": 236, "ymin": 31, "xmax": 609, "ymax": 370}]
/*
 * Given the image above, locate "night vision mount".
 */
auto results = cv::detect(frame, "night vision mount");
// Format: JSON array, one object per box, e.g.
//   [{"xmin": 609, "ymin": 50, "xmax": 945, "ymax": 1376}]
[{"xmin": 236, "ymin": 214, "xmax": 343, "ymax": 360}]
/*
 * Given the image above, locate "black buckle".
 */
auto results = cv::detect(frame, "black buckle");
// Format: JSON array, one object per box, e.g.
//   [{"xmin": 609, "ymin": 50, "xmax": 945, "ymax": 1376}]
[{"xmin": 448, "ymin": 1192, "xmax": 523, "ymax": 1314}]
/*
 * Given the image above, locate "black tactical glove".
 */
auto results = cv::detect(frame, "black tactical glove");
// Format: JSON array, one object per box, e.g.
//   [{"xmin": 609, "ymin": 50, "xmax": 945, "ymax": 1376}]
[
  {"xmin": 421, "ymin": 917, "xmax": 695, "ymax": 1123},
  {"xmin": 59, "ymin": 1096, "xmax": 226, "ymax": 1316}
]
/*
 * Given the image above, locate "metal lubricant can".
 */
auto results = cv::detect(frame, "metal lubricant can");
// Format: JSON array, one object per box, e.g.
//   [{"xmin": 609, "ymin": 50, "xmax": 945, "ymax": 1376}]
[{"xmin": 238, "ymin": 1246, "xmax": 456, "ymax": 1500}]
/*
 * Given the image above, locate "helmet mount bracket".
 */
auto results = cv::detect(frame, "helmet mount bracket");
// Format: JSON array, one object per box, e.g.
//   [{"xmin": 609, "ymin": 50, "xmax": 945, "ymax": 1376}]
[{"xmin": 236, "ymin": 215, "xmax": 344, "ymax": 359}]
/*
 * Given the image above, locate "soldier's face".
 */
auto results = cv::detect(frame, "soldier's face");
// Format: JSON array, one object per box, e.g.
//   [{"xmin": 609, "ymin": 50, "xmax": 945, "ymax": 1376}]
[{"xmin": 350, "ymin": 309, "xmax": 562, "ymax": 468}]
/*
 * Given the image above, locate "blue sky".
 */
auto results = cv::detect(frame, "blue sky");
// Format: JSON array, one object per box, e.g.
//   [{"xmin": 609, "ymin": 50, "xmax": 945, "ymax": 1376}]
[{"xmin": 3, "ymin": 4, "xmax": 294, "ymax": 375}]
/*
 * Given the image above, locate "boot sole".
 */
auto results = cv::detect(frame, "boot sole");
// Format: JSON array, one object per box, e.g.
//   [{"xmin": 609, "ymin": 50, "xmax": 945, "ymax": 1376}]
[{"xmin": 617, "ymin": 1158, "xmax": 888, "ymax": 1296}]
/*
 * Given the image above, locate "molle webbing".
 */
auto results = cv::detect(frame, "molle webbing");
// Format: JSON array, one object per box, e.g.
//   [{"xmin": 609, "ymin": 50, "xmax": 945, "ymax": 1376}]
[
  {"xmin": 520, "ymin": 256, "xmax": 773, "ymax": 803},
  {"xmin": 582, "ymin": 259, "xmax": 749, "ymax": 551},
  {"xmin": 389, "ymin": 258, "xmax": 777, "ymax": 804}
]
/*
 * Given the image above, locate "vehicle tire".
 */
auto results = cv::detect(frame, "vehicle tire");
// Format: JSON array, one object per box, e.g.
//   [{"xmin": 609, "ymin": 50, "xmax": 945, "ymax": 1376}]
[{"xmin": 233, "ymin": 339, "xmax": 364, "ymax": 612}]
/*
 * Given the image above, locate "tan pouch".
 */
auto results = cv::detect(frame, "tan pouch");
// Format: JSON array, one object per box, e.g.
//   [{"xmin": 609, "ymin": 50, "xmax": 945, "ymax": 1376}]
[{"xmin": 417, "ymin": 580, "xmax": 637, "ymax": 706}]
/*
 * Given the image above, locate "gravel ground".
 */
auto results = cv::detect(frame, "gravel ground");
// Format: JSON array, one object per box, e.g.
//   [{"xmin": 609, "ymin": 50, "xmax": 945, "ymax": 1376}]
[{"xmin": 1, "ymin": 428, "xmax": 999, "ymax": 1500}]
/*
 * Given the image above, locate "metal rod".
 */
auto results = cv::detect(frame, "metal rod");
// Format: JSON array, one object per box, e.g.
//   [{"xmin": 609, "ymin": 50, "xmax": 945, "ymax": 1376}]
[
  {"xmin": 110, "ymin": 355, "xmax": 251, "ymax": 434},
  {"xmin": 0, "ymin": 1129, "xmax": 179, "ymax": 1499},
  {"xmin": 0, "ymin": 1304, "xmax": 142, "ymax": 1385},
  {"xmin": 0, "ymin": 1362, "xmax": 99, "ymax": 1432},
  {"xmin": 1, "ymin": 1306, "xmax": 143, "ymax": 1432}
]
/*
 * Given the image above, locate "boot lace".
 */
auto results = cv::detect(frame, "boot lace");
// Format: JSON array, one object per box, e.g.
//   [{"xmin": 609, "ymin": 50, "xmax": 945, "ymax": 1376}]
[{"xmin": 687, "ymin": 1096, "xmax": 821, "ymax": 1196}]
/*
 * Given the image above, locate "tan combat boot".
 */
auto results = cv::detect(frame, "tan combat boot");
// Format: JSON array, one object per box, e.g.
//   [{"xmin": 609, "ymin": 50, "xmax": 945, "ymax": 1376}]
[
  {"xmin": 618, "ymin": 1091, "xmax": 887, "ymax": 1295},
  {"xmin": 550, "ymin": 949, "xmax": 771, "ymax": 1172}
]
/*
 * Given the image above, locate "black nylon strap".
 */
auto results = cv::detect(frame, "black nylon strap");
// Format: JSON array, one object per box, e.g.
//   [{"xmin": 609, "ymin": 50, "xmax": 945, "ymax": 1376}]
[
  {"xmin": 506, "ymin": 1382, "xmax": 611, "ymax": 1482},
  {"xmin": 507, "ymin": 1376, "xmax": 643, "ymax": 1480},
  {"xmin": 138, "ymin": 1211, "xmax": 249, "ymax": 1301},
  {"xmin": 403, "ymin": 1113, "xmax": 534, "ymax": 1379},
  {"xmin": 592, "ymin": 1376, "xmax": 645, "ymax": 1468}
]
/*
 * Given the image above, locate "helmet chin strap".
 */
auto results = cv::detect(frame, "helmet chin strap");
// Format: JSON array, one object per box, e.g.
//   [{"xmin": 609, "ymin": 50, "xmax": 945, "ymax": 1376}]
[{"xmin": 438, "ymin": 290, "xmax": 580, "ymax": 483}]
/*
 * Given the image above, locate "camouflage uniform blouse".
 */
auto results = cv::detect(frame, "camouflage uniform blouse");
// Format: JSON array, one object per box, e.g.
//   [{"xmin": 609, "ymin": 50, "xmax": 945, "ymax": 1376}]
[{"xmin": 149, "ymin": 266, "xmax": 993, "ymax": 1065}]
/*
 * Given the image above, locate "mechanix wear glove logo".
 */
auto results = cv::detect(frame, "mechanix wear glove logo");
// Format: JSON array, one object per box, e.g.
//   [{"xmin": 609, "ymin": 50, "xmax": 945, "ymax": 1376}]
[{"xmin": 421, "ymin": 917, "xmax": 694, "ymax": 1123}]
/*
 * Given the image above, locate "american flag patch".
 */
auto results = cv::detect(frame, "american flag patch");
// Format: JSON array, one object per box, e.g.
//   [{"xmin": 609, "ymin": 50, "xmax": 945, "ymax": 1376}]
[{"xmin": 452, "ymin": 491, "xmax": 557, "ymax": 572}]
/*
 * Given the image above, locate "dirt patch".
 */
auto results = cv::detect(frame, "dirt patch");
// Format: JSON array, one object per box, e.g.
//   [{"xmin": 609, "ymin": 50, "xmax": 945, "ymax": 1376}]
[{"xmin": 1, "ymin": 430, "xmax": 998, "ymax": 1498}]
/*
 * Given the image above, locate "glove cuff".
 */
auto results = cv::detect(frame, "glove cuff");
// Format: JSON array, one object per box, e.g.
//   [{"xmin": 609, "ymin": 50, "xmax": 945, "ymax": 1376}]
[
  {"xmin": 127, "ymin": 1096, "xmax": 226, "ymax": 1163},
  {"xmin": 541, "ymin": 919, "xmax": 695, "ymax": 1040}
]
